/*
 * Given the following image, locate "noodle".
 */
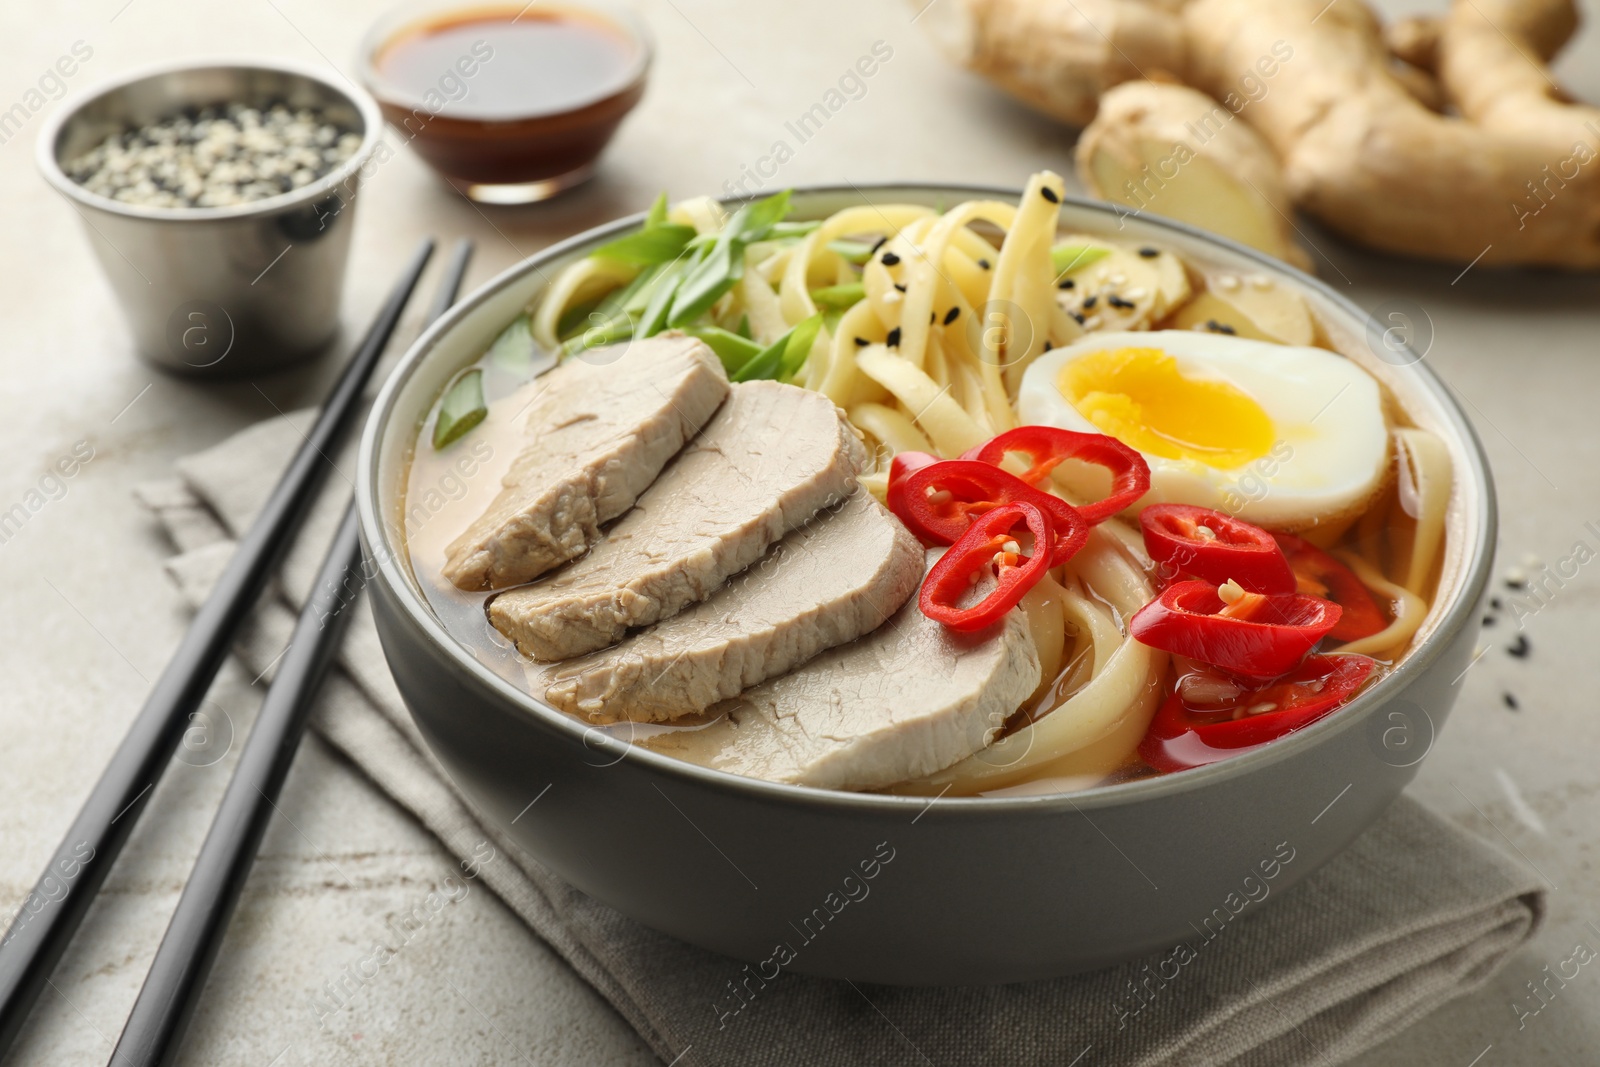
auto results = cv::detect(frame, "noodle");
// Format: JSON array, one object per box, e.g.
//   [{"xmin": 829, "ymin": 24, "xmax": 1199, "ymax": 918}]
[
  {"xmin": 1394, "ymin": 428, "xmax": 1450, "ymax": 596},
  {"xmin": 1330, "ymin": 551, "xmax": 1429, "ymax": 658}
]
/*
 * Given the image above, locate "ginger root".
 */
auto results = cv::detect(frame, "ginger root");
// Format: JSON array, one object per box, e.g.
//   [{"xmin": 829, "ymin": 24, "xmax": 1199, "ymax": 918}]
[
  {"xmin": 922, "ymin": 0, "xmax": 1600, "ymax": 270},
  {"xmin": 1076, "ymin": 81, "xmax": 1311, "ymax": 269},
  {"xmin": 919, "ymin": 0, "xmax": 1188, "ymax": 126}
]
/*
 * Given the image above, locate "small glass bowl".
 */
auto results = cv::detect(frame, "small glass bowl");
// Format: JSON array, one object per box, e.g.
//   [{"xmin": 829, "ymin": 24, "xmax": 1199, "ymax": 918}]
[{"xmin": 358, "ymin": 0, "xmax": 651, "ymax": 204}]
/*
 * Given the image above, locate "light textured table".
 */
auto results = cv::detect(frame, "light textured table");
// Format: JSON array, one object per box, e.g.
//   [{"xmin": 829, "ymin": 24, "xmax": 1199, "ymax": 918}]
[{"xmin": 3, "ymin": 1, "xmax": 1598, "ymax": 1063}]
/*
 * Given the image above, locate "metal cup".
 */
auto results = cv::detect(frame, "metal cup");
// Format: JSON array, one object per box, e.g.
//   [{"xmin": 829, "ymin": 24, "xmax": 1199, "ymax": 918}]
[{"xmin": 36, "ymin": 59, "xmax": 385, "ymax": 377}]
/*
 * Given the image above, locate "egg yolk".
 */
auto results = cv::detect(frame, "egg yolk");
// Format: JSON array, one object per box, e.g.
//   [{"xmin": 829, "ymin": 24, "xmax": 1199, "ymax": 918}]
[{"xmin": 1059, "ymin": 347, "xmax": 1274, "ymax": 469}]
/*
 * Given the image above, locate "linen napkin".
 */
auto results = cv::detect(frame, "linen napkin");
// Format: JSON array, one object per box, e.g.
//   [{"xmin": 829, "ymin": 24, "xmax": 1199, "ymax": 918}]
[{"xmin": 136, "ymin": 407, "xmax": 1545, "ymax": 1067}]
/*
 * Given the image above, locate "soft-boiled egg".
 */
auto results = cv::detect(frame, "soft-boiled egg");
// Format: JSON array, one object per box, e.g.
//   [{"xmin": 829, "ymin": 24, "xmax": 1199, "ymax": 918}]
[{"xmin": 1018, "ymin": 331, "xmax": 1389, "ymax": 530}]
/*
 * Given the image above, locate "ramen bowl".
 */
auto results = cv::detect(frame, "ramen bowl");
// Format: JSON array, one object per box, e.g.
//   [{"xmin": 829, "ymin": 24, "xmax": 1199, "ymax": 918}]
[{"xmin": 356, "ymin": 186, "xmax": 1495, "ymax": 985}]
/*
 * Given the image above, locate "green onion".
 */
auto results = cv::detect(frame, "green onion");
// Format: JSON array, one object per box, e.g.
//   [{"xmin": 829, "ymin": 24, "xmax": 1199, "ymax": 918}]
[
  {"xmin": 667, "ymin": 190, "xmax": 793, "ymax": 328},
  {"xmin": 591, "ymin": 223, "xmax": 696, "ymax": 265},
  {"xmin": 638, "ymin": 259, "xmax": 689, "ymax": 337},
  {"xmin": 809, "ymin": 282, "xmax": 865, "ymax": 310},
  {"xmin": 769, "ymin": 220, "xmax": 822, "ymax": 238},
  {"xmin": 827, "ymin": 238, "xmax": 877, "ymax": 265},
  {"xmin": 562, "ymin": 313, "xmax": 634, "ymax": 356},
  {"xmin": 684, "ymin": 325, "xmax": 763, "ymax": 373},
  {"xmin": 1052, "ymin": 242, "xmax": 1112, "ymax": 275},
  {"xmin": 488, "ymin": 313, "xmax": 537, "ymax": 373},
  {"xmin": 433, "ymin": 369, "xmax": 487, "ymax": 449},
  {"xmin": 644, "ymin": 190, "xmax": 670, "ymax": 230},
  {"xmin": 732, "ymin": 313, "xmax": 823, "ymax": 383}
]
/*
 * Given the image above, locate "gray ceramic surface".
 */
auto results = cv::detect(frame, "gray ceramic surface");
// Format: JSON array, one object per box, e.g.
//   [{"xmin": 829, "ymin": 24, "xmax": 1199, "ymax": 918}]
[
  {"xmin": 36, "ymin": 59, "xmax": 383, "ymax": 377},
  {"xmin": 356, "ymin": 186, "xmax": 1496, "ymax": 986}
]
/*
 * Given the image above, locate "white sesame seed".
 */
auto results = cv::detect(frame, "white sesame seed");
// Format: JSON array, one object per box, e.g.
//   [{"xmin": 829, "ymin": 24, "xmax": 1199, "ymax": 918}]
[{"xmin": 65, "ymin": 102, "xmax": 358, "ymax": 209}]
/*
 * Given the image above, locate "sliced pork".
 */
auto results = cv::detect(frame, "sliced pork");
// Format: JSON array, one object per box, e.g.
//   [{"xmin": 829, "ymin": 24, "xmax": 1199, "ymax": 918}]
[
  {"xmin": 642, "ymin": 560, "xmax": 1041, "ymax": 792},
  {"xmin": 490, "ymin": 381, "xmax": 868, "ymax": 661},
  {"xmin": 442, "ymin": 334, "xmax": 728, "ymax": 591},
  {"xmin": 541, "ymin": 490, "xmax": 923, "ymax": 723}
]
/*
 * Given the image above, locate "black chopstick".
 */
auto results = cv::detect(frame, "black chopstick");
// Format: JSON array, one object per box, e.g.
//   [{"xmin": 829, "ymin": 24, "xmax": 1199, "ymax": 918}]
[
  {"xmin": 107, "ymin": 239, "xmax": 474, "ymax": 1067},
  {"xmin": 0, "ymin": 239, "xmax": 436, "ymax": 1058}
]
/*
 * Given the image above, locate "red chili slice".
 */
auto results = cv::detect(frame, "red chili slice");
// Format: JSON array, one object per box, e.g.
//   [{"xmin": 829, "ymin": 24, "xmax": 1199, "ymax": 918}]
[
  {"xmin": 885, "ymin": 450, "xmax": 941, "ymax": 522},
  {"xmin": 919, "ymin": 502, "xmax": 1053, "ymax": 632},
  {"xmin": 1139, "ymin": 655, "xmax": 1377, "ymax": 772},
  {"xmin": 1129, "ymin": 580, "xmax": 1343, "ymax": 679},
  {"xmin": 896, "ymin": 460, "xmax": 1089, "ymax": 566},
  {"xmin": 1272, "ymin": 533, "xmax": 1388, "ymax": 643},
  {"xmin": 965, "ymin": 425, "xmax": 1151, "ymax": 524},
  {"xmin": 1140, "ymin": 504, "xmax": 1296, "ymax": 595}
]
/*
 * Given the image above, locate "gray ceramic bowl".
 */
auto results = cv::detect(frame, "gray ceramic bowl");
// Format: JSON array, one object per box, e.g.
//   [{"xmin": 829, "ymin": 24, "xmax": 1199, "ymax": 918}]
[{"xmin": 357, "ymin": 186, "xmax": 1495, "ymax": 985}]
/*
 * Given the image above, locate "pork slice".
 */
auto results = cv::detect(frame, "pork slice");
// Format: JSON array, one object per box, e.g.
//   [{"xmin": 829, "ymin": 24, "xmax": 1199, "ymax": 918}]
[
  {"xmin": 541, "ymin": 489, "xmax": 923, "ymax": 723},
  {"xmin": 442, "ymin": 334, "xmax": 728, "ymax": 591},
  {"xmin": 642, "ymin": 561, "xmax": 1041, "ymax": 792},
  {"xmin": 490, "ymin": 381, "xmax": 869, "ymax": 661}
]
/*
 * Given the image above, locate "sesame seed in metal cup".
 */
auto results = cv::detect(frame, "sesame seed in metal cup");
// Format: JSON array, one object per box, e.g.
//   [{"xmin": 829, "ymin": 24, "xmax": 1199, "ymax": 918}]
[{"xmin": 37, "ymin": 59, "xmax": 384, "ymax": 378}]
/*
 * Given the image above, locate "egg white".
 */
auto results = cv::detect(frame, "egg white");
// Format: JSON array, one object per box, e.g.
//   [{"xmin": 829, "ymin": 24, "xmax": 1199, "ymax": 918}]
[{"xmin": 1017, "ymin": 330, "xmax": 1390, "ymax": 530}]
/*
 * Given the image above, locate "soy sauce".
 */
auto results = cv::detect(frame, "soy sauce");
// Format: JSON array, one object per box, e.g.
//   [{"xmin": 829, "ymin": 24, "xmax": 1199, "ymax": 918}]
[{"xmin": 367, "ymin": 4, "xmax": 649, "ymax": 197}]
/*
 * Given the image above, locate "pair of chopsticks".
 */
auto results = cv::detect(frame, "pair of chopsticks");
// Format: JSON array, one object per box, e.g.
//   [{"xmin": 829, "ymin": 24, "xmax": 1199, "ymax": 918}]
[{"xmin": 0, "ymin": 237, "xmax": 475, "ymax": 1065}]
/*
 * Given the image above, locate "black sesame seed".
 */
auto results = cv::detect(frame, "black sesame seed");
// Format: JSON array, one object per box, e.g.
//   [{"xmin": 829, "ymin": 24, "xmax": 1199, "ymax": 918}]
[
  {"xmin": 1490, "ymin": 597, "xmax": 1504, "ymax": 610},
  {"xmin": 1481, "ymin": 615, "xmax": 1496, "ymax": 627},
  {"xmin": 944, "ymin": 306, "xmax": 960, "ymax": 325},
  {"xmin": 930, "ymin": 312, "xmax": 937, "ymax": 324},
  {"xmin": 1507, "ymin": 634, "xmax": 1531, "ymax": 659},
  {"xmin": 1082, "ymin": 295, "xmax": 1098, "ymax": 310},
  {"xmin": 1058, "ymin": 278, "xmax": 1076, "ymax": 290},
  {"xmin": 869, "ymin": 236, "xmax": 888, "ymax": 254},
  {"xmin": 1071, "ymin": 311, "xmax": 1087, "ymax": 325},
  {"xmin": 1043, "ymin": 340, "xmax": 1053, "ymax": 351},
  {"xmin": 977, "ymin": 258, "xmax": 991, "ymax": 270},
  {"xmin": 1138, "ymin": 247, "xmax": 1159, "ymax": 258},
  {"xmin": 894, "ymin": 282, "xmax": 907, "ymax": 292},
  {"xmin": 1041, "ymin": 186, "xmax": 1060, "ymax": 203},
  {"xmin": 1220, "ymin": 325, "xmax": 1237, "ymax": 335},
  {"xmin": 881, "ymin": 251, "xmax": 901, "ymax": 266},
  {"xmin": 1505, "ymin": 577, "xmax": 1526, "ymax": 591},
  {"xmin": 1503, "ymin": 692, "xmax": 1520, "ymax": 711},
  {"xmin": 1108, "ymin": 294, "xmax": 1135, "ymax": 309},
  {"xmin": 853, "ymin": 336, "xmax": 869, "ymax": 347},
  {"xmin": 886, "ymin": 326, "xmax": 902, "ymax": 347}
]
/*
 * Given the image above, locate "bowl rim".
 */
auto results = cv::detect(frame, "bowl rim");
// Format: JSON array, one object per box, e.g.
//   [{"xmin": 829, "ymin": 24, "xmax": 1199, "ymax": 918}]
[
  {"xmin": 354, "ymin": 0, "xmax": 654, "ymax": 124},
  {"xmin": 35, "ymin": 55, "xmax": 385, "ymax": 222},
  {"xmin": 357, "ymin": 182, "xmax": 1498, "ymax": 816}
]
